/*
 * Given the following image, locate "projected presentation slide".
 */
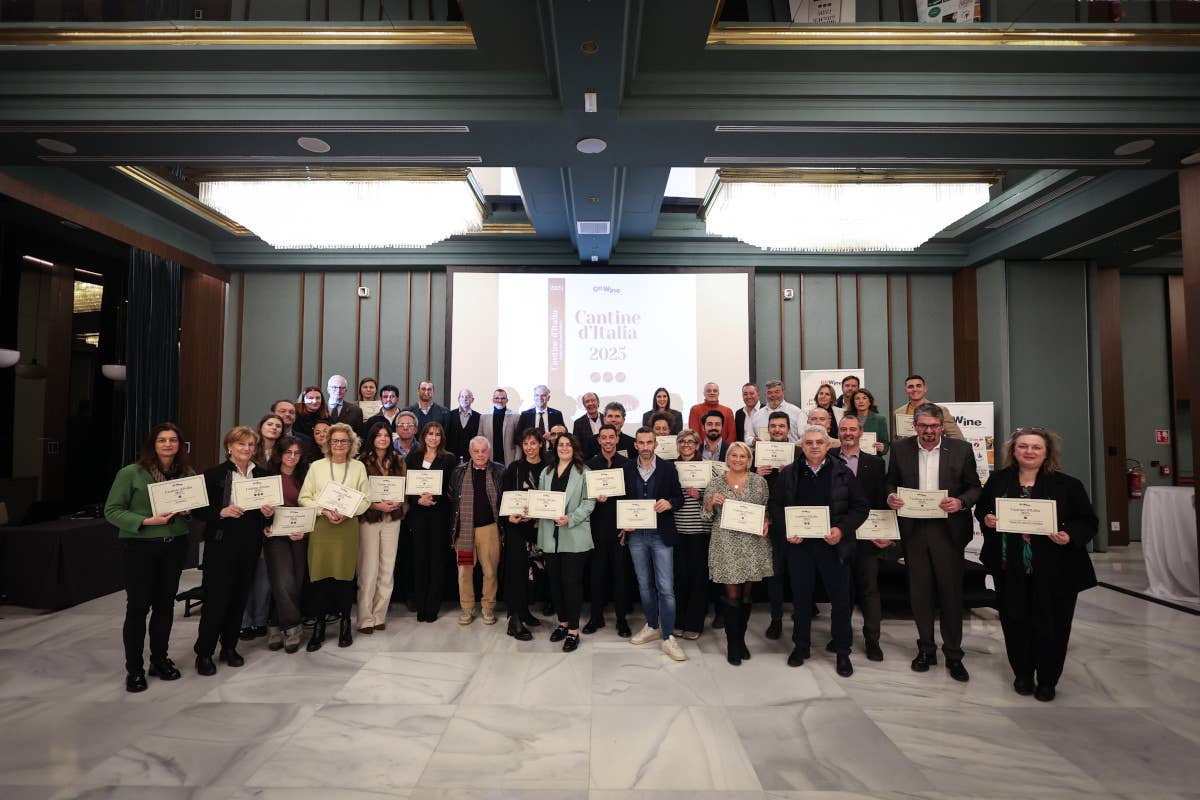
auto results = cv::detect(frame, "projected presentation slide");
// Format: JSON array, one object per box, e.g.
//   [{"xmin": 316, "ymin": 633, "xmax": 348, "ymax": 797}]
[{"xmin": 449, "ymin": 269, "xmax": 753, "ymax": 429}]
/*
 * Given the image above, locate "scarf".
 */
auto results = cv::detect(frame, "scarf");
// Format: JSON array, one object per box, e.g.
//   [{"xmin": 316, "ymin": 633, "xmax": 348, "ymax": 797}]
[
  {"xmin": 1001, "ymin": 483, "xmax": 1034, "ymax": 575},
  {"xmin": 148, "ymin": 462, "xmax": 183, "ymax": 484},
  {"xmin": 456, "ymin": 465, "xmax": 499, "ymax": 567}
]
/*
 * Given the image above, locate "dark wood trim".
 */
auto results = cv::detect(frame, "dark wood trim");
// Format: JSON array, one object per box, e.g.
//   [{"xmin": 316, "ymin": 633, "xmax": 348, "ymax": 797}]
[
  {"xmin": 234, "ymin": 273, "xmax": 244, "ymax": 424},
  {"xmin": 1097, "ymin": 266, "xmax": 1130, "ymax": 546},
  {"xmin": 179, "ymin": 270, "xmax": 225, "ymax": 471},
  {"xmin": 905, "ymin": 273, "xmax": 913, "ymax": 376},
  {"xmin": 885, "ymin": 274, "xmax": 894, "ymax": 396},
  {"xmin": 1178, "ymin": 167, "xmax": 1200, "ymax": 576},
  {"xmin": 1166, "ymin": 274, "xmax": 1186, "ymax": 480},
  {"xmin": 0, "ymin": 170, "xmax": 227, "ymax": 282},
  {"xmin": 297, "ymin": 273, "xmax": 306, "ymax": 394},
  {"xmin": 404, "ymin": 271, "xmax": 413, "ymax": 404},
  {"xmin": 798, "ymin": 272, "xmax": 806, "ymax": 370},
  {"xmin": 317, "ymin": 273, "xmax": 326, "ymax": 384},
  {"xmin": 424, "ymin": 271, "xmax": 433, "ymax": 383},
  {"xmin": 374, "ymin": 271, "xmax": 383, "ymax": 380},
  {"xmin": 354, "ymin": 270, "xmax": 363, "ymax": 387},
  {"xmin": 778, "ymin": 273, "xmax": 785, "ymax": 387},
  {"xmin": 835, "ymin": 274, "xmax": 843, "ymax": 367},
  {"xmin": 855, "ymin": 274, "xmax": 863, "ymax": 368},
  {"xmin": 952, "ymin": 268, "xmax": 981, "ymax": 402},
  {"xmin": 41, "ymin": 263, "xmax": 73, "ymax": 500}
]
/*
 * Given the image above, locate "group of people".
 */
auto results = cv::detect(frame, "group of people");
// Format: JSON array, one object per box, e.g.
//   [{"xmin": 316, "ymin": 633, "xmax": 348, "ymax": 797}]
[{"xmin": 106, "ymin": 373, "xmax": 1098, "ymax": 706}]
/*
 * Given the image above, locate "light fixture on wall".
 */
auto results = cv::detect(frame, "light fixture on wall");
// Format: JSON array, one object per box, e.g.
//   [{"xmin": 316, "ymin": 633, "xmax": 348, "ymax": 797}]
[
  {"xmin": 101, "ymin": 364, "xmax": 127, "ymax": 381},
  {"xmin": 195, "ymin": 167, "xmax": 486, "ymax": 249},
  {"xmin": 0, "ymin": 349, "xmax": 19, "ymax": 368},
  {"xmin": 700, "ymin": 169, "xmax": 997, "ymax": 252}
]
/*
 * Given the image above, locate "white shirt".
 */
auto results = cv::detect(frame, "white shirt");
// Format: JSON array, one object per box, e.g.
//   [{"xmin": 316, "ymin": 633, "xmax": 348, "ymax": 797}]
[
  {"xmin": 585, "ymin": 414, "xmax": 601, "ymax": 435},
  {"xmin": 917, "ymin": 439, "xmax": 942, "ymax": 491},
  {"xmin": 745, "ymin": 400, "xmax": 804, "ymax": 444}
]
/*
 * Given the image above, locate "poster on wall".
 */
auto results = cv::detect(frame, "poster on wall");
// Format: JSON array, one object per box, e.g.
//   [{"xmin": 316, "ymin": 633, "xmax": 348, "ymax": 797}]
[
  {"xmin": 941, "ymin": 401, "xmax": 994, "ymax": 483},
  {"xmin": 789, "ymin": 0, "xmax": 856, "ymax": 23},
  {"xmin": 920, "ymin": 0, "xmax": 981, "ymax": 23},
  {"xmin": 799, "ymin": 368, "xmax": 865, "ymax": 414}
]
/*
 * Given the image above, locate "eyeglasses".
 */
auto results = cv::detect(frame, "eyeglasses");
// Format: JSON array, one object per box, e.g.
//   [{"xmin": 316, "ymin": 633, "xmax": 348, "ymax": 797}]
[
  {"xmin": 914, "ymin": 423, "xmax": 943, "ymax": 430},
  {"xmin": 283, "ymin": 449, "xmax": 303, "ymax": 457},
  {"xmin": 330, "ymin": 438, "xmax": 352, "ymax": 445}
]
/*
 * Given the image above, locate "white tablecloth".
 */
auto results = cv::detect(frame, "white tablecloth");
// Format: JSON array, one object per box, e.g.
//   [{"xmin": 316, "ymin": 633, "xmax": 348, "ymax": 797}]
[{"xmin": 1140, "ymin": 486, "xmax": 1199, "ymax": 603}]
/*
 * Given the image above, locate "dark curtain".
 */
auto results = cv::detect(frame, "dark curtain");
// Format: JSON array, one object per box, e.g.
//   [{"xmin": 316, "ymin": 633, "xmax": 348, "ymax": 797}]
[{"xmin": 122, "ymin": 248, "xmax": 181, "ymax": 464}]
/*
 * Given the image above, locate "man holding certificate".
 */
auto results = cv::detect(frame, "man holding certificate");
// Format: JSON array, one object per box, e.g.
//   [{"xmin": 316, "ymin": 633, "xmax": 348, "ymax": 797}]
[
  {"xmin": 769, "ymin": 426, "xmax": 868, "ymax": 676},
  {"xmin": 974, "ymin": 428, "xmax": 1098, "ymax": 702},
  {"xmin": 583, "ymin": 424, "xmax": 633, "ymax": 637},
  {"xmin": 886, "ymin": 403, "xmax": 982, "ymax": 681},
  {"xmin": 756, "ymin": 410, "xmax": 797, "ymax": 642}
]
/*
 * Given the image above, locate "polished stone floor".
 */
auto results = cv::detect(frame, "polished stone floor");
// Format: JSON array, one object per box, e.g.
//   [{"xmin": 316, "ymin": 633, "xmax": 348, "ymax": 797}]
[{"xmin": 2, "ymin": 563, "xmax": 1199, "ymax": 800}]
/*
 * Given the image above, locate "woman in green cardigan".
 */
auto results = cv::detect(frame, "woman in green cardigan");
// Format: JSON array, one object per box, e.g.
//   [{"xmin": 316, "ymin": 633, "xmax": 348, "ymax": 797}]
[
  {"xmin": 847, "ymin": 388, "xmax": 891, "ymax": 456},
  {"xmin": 104, "ymin": 422, "xmax": 194, "ymax": 693},
  {"xmin": 536, "ymin": 433, "xmax": 595, "ymax": 652}
]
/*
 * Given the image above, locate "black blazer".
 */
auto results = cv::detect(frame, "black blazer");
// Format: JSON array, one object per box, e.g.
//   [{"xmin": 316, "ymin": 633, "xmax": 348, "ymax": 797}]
[
  {"xmin": 640, "ymin": 408, "xmax": 683, "ymax": 434},
  {"xmin": 734, "ymin": 404, "xmax": 763, "ymax": 443},
  {"xmin": 586, "ymin": 452, "xmax": 629, "ymax": 535},
  {"xmin": 584, "ymin": 430, "xmax": 636, "ymax": 460},
  {"xmin": 445, "ymin": 409, "xmax": 481, "ymax": 461},
  {"xmin": 974, "ymin": 467, "xmax": 1099, "ymax": 593},
  {"xmin": 518, "ymin": 407, "xmax": 565, "ymax": 435},
  {"xmin": 769, "ymin": 454, "xmax": 869, "ymax": 562},
  {"xmin": 885, "ymin": 435, "xmax": 982, "ymax": 549},
  {"xmin": 621, "ymin": 456, "xmax": 685, "ymax": 545},
  {"xmin": 830, "ymin": 447, "xmax": 888, "ymax": 510},
  {"xmin": 193, "ymin": 460, "xmax": 269, "ymax": 542},
  {"xmin": 404, "ymin": 450, "xmax": 458, "ymax": 521},
  {"xmin": 327, "ymin": 400, "xmax": 365, "ymax": 435},
  {"xmin": 572, "ymin": 413, "xmax": 603, "ymax": 449}
]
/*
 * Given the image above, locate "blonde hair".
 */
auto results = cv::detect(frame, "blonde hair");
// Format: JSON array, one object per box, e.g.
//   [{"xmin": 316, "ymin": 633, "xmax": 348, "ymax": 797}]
[
  {"xmin": 223, "ymin": 426, "xmax": 259, "ymax": 452},
  {"xmin": 321, "ymin": 422, "xmax": 361, "ymax": 460},
  {"xmin": 725, "ymin": 441, "xmax": 753, "ymax": 465},
  {"xmin": 1001, "ymin": 428, "xmax": 1062, "ymax": 474}
]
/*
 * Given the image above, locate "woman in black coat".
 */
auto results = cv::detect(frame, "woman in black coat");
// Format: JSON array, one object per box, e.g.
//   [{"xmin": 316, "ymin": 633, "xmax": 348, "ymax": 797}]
[
  {"xmin": 405, "ymin": 422, "xmax": 459, "ymax": 623},
  {"xmin": 975, "ymin": 427, "xmax": 1098, "ymax": 702}
]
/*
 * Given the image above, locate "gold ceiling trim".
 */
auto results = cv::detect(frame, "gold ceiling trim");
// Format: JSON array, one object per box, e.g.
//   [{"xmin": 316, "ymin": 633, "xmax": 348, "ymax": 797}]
[
  {"xmin": 0, "ymin": 23, "xmax": 475, "ymax": 48},
  {"xmin": 469, "ymin": 222, "xmax": 536, "ymax": 236},
  {"xmin": 113, "ymin": 165, "xmax": 252, "ymax": 236},
  {"xmin": 706, "ymin": 24, "xmax": 1200, "ymax": 48},
  {"xmin": 714, "ymin": 168, "xmax": 1003, "ymax": 184},
  {"xmin": 186, "ymin": 166, "xmax": 478, "ymax": 182}
]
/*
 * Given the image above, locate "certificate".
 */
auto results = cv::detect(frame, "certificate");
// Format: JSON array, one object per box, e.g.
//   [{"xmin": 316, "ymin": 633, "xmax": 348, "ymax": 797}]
[
  {"xmin": 406, "ymin": 470, "xmax": 443, "ymax": 496},
  {"xmin": 654, "ymin": 435, "xmax": 679, "ymax": 460},
  {"xmin": 369, "ymin": 475, "xmax": 406, "ymax": 502},
  {"xmin": 499, "ymin": 490, "xmax": 528, "ymax": 516},
  {"xmin": 358, "ymin": 400, "xmax": 382, "ymax": 417},
  {"xmin": 232, "ymin": 475, "xmax": 284, "ymax": 510},
  {"xmin": 710, "ymin": 461, "xmax": 729, "ymax": 477},
  {"xmin": 894, "ymin": 414, "xmax": 916, "ymax": 438},
  {"xmin": 859, "ymin": 431, "xmax": 878, "ymax": 452},
  {"xmin": 721, "ymin": 499, "xmax": 767, "ymax": 536},
  {"xmin": 526, "ymin": 490, "xmax": 567, "ymax": 520},
  {"xmin": 147, "ymin": 474, "xmax": 208, "ymax": 516},
  {"xmin": 676, "ymin": 461, "xmax": 712, "ymax": 489},
  {"xmin": 857, "ymin": 509, "xmax": 901, "ymax": 540},
  {"xmin": 755, "ymin": 441, "xmax": 794, "ymax": 469},
  {"xmin": 269, "ymin": 506, "xmax": 317, "ymax": 536},
  {"xmin": 896, "ymin": 487, "xmax": 948, "ymax": 519},
  {"xmin": 585, "ymin": 468, "xmax": 626, "ymax": 499},
  {"xmin": 315, "ymin": 481, "xmax": 365, "ymax": 517},
  {"xmin": 996, "ymin": 498, "xmax": 1058, "ymax": 535},
  {"xmin": 784, "ymin": 505, "xmax": 831, "ymax": 539},
  {"xmin": 617, "ymin": 499, "xmax": 657, "ymax": 529},
  {"xmin": 754, "ymin": 425, "xmax": 769, "ymax": 441}
]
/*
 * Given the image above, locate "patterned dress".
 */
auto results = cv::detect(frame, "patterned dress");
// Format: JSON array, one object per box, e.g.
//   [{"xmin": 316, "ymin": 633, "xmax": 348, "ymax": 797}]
[{"xmin": 703, "ymin": 471, "xmax": 774, "ymax": 584}]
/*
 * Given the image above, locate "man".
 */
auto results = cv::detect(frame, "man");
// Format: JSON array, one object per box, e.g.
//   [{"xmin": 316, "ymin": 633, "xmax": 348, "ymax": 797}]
[
  {"xmin": 895, "ymin": 374, "xmax": 963, "ymax": 440},
  {"xmin": 445, "ymin": 389, "xmax": 481, "ymax": 462},
  {"xmin": 363, "ymin": 384, "xmax": 403, "ymax": 432},
  {"xmin": 391, "ymin": 408, "xmax": 421, "ymax": 613},
  {"xmin": 270, "ymin": 399, "xmax": 298, "ymax": 435},
  {"xmin": 593, "ymin": 401, "xmax": 636, "ymax": 459},
  {"xmin": 832, "ymin": 414, "xmax": 892, "ymax": 662},
  {"xmin": 325, "ymin": 374, "xmax": 364, "ymax": 433},
  {"xmin": 886, "ymin": 402, "xmax": 982, "ymax": 681},
  {"xmin": 583, "ymin": 424, "xmax": 632, "ymax": 637},
  {"xmin": 621, "ymin": 428, "xmax": 687, "ymax": 661},
  {"xmin": 699, "ymin": 410, "xmax": 730, "ymax": 461},
  {"xmin": 735, "ymin": 382, "xmax": 763, "ymax": 443},
  {"xmin": 447, "ymin": 436, "xmax": 505, "ymax": 626},
  {"xmin": 407, "ymin": 379, "xmax": 448, "ymax": 431},
  {"xmin": 391, "ymin": 411, "xmax": 419, "ymax": 459},
  {"xmin": 808, "ymin": 408, "xmax": 838, "ymax": 446},
  {"xmin": 517, "ymin": 384, "xmax": 565, "ymax": 451},
  {"xmin": 757, "ymin": 410, "xmax": 795, "ymax": 641},
  {"xmin": 746, "ymin": 379, "xmax": 804, "ymax": 444},
  {"xmin": 769, "ymin": 425, "xmax": 869, "ymax": 676},
  {"xmin": 572, "ymin": 391, "xmax": 604, "ymax": 450},
  {"xmin": 481, "ymin": 387, "xmax": 520, "ymax": 465},
  {"xmin": 834, "ymin": 375, "xmax": 860, "ymax": 409},
  {"xmin": 687, "ymin": 382, "xmax": 736, "ymax": 443}
]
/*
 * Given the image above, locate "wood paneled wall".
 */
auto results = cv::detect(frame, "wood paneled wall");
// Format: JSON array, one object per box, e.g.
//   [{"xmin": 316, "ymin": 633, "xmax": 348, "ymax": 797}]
[
  {"xmin": 1097, "ymin": 266, "xmax": 1130, "ymax": 546},
  {"xmin": 179, "ymin": 270, "xmax": 227, "ymax": 471}
]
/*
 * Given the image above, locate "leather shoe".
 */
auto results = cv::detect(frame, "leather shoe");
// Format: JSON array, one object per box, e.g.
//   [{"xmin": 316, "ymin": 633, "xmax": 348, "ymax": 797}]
[
  {"xmin": 865, "ymin": 640, "xmax": 884, "ymax": 662},
  {"xmin": 911, "ymin": 651, "xmax": 936, "ymax": 672},
  {"xmin": 836, "ymin": 653, "xmax": 854, "ymax": 677},
  {"xmin": 507, "ymin": 617, "xmax": 532, "ymax": 641},
  {"xmin": 358, "ymin": 625, "xmax": 374, "ymax": 635},
  {"xmin": 252, "ymin": 625, "xmax": 268, "ymax": 638},
  {"xmin": 126, "ymin": 670, "xmax": 148, "ymax": 693},
  {"xmin": 521, "ymin": 610, "xmax": 542, "ymax": 627},
  {"xmin": 764, "ymin": 618, "xmax": 782, "ymax": 640},
  {"xmin": 238, "ymin": 626, "xmax": 255, "ymax": 641},
  {"xmin": 549, "ymin": 625, "xmax": 568, "ymax": 643},
  {"xmin": 582, "ymin": 618, "xmax": 606, "ymax": 634},
  {"xmin": 542, "ymin": 601, "xmax": 555, "ymax": 617},
  {"xmin": 219, "ymin": 648, "xmax": 244, "ymax": 667},
  {"xmin": 1034, "ymin": 684, "xmax": 1056, "ymax": 702},
  {"xmin": 787, "ymin": 647, "xmax": 809, "ymax": 667},
  {"xmin": 1013, "ymin": 677, "xmax": 1035, "ymax": 696},
  {"xmin": 306, "ymin": 619, "xmax": 326, "ymax": 652},
  {"xmin": 711, "ymin": 609, "xmax": 725, "ymax": 629},
  {"xmin": 148, "ymin": 657, "xmax": 181, "ymax": 681},
  {"xmin": 825, "ymin": 640, "xmax": 836, "ymax": 653},
  {"xmin": 946, "ymin": 659, "xmax": 970, "ymax": 682},
  {"xmin": 562, "ymin": 633, "xmax": 580, "ymax": 653},
  {"xmin": 195, "ymin": 655, "xmax": 217, "ymax": 676},
  {"xmin": 616, "ymin": 618, "xmax": 632, "ymax": 638},
  {"xmin": 338, "ymin": 617, "xmax": 353, "ymax": 648}
]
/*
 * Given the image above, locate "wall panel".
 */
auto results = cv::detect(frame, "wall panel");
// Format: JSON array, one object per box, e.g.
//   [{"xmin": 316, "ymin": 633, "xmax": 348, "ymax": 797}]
[
  {"xmin": 380, "ymin": 271, "xmax": 414, "ymax": 403},
  {"xmin": 320, "ymin": 272, "xmax": 360, "ymax": 393},
  {"xmin": 802, "ymin": 274, "xmax": 839, "ymax": 370},
  {"xmin": 357, "ymin": 270, "xmax": 381, "ymax": 389},
  {"xmin": 239, "ymin": 272, "xmax": 301, "ymax": 425},
  {"xmin": 753, "ymin": 272, "xmax": 781, "ymax": 386},
  {"xmin": 858, "ymin": 275, "xmax": 893, "ymax": 418},
  {"xmin": 887, "ymin": 276, "xmax": 910, "ymax": 405},
  {"xmin": 909, "ymin": 274, "xmax": 957, "ymax": 402},
  {"xmin": 301, "ymin": 273, "xmax": 322, "ymax": 388},
  {"xmin": 838, "ymin": 276, "xmax": 859, "ymax": 370},
  {"xmin": 779, "ymin": 273, "xmax": 802, "ymax": 388}
]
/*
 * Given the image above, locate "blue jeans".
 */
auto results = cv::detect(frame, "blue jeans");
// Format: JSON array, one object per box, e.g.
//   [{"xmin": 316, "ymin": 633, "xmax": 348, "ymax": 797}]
[{"xmin": 627, "ymin": 531, "xmax": 675, "ymax": 640}]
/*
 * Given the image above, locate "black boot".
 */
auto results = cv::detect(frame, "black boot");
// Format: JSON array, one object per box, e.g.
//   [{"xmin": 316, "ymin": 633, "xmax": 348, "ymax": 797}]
[
  {"xmin": 338, "ymin": 614, "xmax": 353, "ymax": 648},
  {"xmin": 740, "ymin": 602, "xmax": 753, "ymax": 660},
  {"xmin": 721, "ymin": 597, "xmax": 743, "ymax": 666},
  {"xmin": 306, "ymin": 618, "xmax": 326, "ymax": 652}
]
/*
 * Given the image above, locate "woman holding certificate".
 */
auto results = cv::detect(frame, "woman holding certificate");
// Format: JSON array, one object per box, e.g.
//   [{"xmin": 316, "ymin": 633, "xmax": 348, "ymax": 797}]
[
  {"xmin": 672, "ymin": 429, "xmax": 711, "ymax": 640},
  {"xmin": 299, "ymin": 422, "xmax": 371, "ymax": 651},
  {"xmin": 501, "ymin": 428, "xmax": 548, "ymax": 641},
  {"xmin": 702, "ymin": 441, "xmax": 772, "ymax": 666},
  {"xmin": 975, "ymin": 428, "xmax": 1098, "ymax": 702},
  {"xmin": 536, "ymin": 433, "xmax": 595, "ymax": 652},
  {"xmin": 104, "ymin": 423, "xmax": 196, "ymax": 692},
  {"xmin": 405, "ymin": 422, "xmax": 458, "ymax": 623},
  {"xmin": 263, "ymin": 435, "xmax": 310, "ymax": 654},
  {"xmin": 356, "ymin": 420, "xmax": 407, "ymax": 634},
  {"xmin": 846, "ymin": 388, "xmax": 890, "ymax": 455},
  {"xmin": 641, "ymin": 387, "xmax": 683, "ymax": 434},
  {"xmin": 240, "ymin": 412, "xmax": 287, "ymax": 644}
]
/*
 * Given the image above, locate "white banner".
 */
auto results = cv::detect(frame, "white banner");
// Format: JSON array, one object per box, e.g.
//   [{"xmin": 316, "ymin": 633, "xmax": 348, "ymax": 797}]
[
  {"xmin": 920, "ymin": 0, "xmax": 980, "ymax": 23},
  {"xmin": 798, "ymin": 368, "xmax": 864, "ymax": 414},
  {"xmin": 789, "ymin": 0, "xmax": 856, "ymax": 23},
  {"xmin": 941, "ymin": 401, "xmax": 994, "ymax": 483}
]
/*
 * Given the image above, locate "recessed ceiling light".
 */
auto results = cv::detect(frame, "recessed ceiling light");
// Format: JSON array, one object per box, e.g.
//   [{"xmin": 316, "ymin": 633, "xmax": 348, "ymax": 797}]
[
  {"xmin": 1131, "ymin": 244, "xmax": 1155, "ymax": 252},
  {"xmin": 581, "ymin": 40, "xmax": 599, "ymax": 54},
  {"xmin": 1182, "ymin": 150, "xmax": 1200, "ymax": 165},
  {"xmin": 22, "ymin": 254, "xmax": 54, "ymax": 267},
  {"xmin": 297, "ymin": 136, "xmax": 331, "ymax": 154},
  {"xmin": 576, "ymin": 137, "xmax": 607, "ymax": 154},
  {"xmin": 1113, "ymin": 139, "xmax": 1154, "ymax": 156},
  {"xmin": 59, "ymin": 219, "xmax": 84, "ymax": 230},
  {"xmin": 36, "ymin": 137, "xmax": 76, "ymax": 154}
]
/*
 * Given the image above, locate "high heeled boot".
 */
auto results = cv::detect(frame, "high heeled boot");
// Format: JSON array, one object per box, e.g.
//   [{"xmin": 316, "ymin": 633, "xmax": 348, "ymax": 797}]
[
  {"xmin": 721, "ymin": 597, "xmax": 744, "ymax": 666},
  {"xmin": 338, "ymin": 614, "xmax": 353, "ymax": 648},
  {"xmin": 306, "ymin": 618, "xmax": 326, "ymax": 652}
]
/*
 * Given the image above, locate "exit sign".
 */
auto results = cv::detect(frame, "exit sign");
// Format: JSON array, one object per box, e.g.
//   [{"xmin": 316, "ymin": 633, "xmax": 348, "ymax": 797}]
[{"xmin": 1155, "ymin": 429, "xmax": 1170, "ymax": 444}]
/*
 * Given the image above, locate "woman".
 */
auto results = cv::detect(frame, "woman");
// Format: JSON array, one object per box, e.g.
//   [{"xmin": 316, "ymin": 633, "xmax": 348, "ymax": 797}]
[
  {"xmin": 703, "ymin": 441, "xmax": 772, "ymax": 666},
  {"xmin": 975, "ymin": 428, "xmax": 1098, "ymax": 702},
  {"xmin": 306, "ymin": 420, "xmax": 330, "ymax": 464},
  {"xmin": 241, "ymin": 413, "xmax": 286, "ymax": 644},
  {"xmin": 104, "ymin": 423, "xmax": 194, "ymax": 692},
  {"xmin": 358, "ymin": 377, "xmax": 378, "ymax": 402},
  {"xmin": 192, "ymin": 426, "xmax": 274, "ymax": 676},
  {"xmin": 253, "ymin": 413, "xmax": 285, "ymax": 468},
  {"xmin": 299, "ymin": 422, "xmax": 371, "ymax": 651},
  {"xmin": 812, "ymin": 384, "xmax": 841, "ymax": 438},
  {"xmin": 536, "ymin": 433, "xmax": 595, "ymax": 652},
  {"xmin": 263, "ymin": 436, "xmax": 310, "ymax": 654},
  {"xmin": 405, "ymin": 422, "xmax": 458, "ymax": 623},
  {"xmin": 357, "ymin": 420, "xmax": 407, "ymax": 633},
  {"xmin": 501, "ymin": 428, "xmax": 547, "ymax": 640},
  {"xmin": 641, "ymin": 387, "xmax": 683, "ymax": 434},
  {"xmin": 294, "ymin": 385, "xmax": 328, "ymax": 438},
  {"xmin": 847, "ymin": 388, "xmax": 890, "ymax": 455},
  {"xmin": 672, "ymin": 429, "xmax": 711, "ymax": 640},
  {"xmin": 650, "ymin": 413, "xmax": 674, "ymax": 439}
]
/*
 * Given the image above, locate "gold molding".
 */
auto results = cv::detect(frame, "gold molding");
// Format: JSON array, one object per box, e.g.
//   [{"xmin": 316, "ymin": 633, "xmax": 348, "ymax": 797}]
[
  {"xmin": 113, "ymin": 165, "xmax": 252, "ymax": 236},
  {"xmin": 185, "ymin": 166, "xmax": 477, "ymax": 182},
  {"xmin": 714, "ymin": 168, "xmax": 1003, "ymax": 184},
  {"xmin": 707, "ymin": 24, "xmax": 1200, "ymax": 49},
  {"xmin": 0, "ymin": 23, "xmax": 475, "ymax": 48},
  {"xmin": 469, "ymin": 222, "xmax": 536, "ymax": 235}
]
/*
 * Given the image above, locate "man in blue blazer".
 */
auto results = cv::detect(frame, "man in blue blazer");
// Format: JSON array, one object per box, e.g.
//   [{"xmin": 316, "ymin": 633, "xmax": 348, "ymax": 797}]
[{"xmin": 517, "ymin": 384, "xmax": 565, "ymax": 453}]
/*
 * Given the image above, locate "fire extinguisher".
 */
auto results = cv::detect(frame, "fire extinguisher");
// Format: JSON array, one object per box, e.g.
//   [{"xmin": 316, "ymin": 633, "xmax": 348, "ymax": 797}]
[{"xmin": 1126, "ymin": 459, "xmax": 1145, "ymax": 500}]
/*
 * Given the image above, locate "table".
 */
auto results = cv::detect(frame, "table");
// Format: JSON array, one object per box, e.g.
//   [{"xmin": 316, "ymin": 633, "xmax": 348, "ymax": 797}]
[
  {"xmin": 1140, "ymin": 486, "xmax": 1199, "ymax": 603},
  {"xmin": 0, "ymin": 518, "xmax": 125, "ymax": 610}
]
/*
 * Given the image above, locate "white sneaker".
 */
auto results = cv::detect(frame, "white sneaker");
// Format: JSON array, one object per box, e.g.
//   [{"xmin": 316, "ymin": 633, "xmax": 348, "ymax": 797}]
[
  {"xmin": 662, "ymin": 636, "xmax": 688, "ymax": 661},
  {"xmin": 630, "ymin": 624, "xmax": 659, "ymax": 645},
  {"xmin": 458, "ymin": 610, "xmax": 475, "ymax": 626}
]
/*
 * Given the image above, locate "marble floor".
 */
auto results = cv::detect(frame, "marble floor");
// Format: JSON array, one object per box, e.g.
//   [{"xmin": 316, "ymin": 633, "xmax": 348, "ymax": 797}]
[
  {"xmin": 2, "ymin": 567, "xmax": 1200, "ymax": 800},
  {"xmin": 1091, "ymin": 542, "xmax": 1200, "ymax": 612}
]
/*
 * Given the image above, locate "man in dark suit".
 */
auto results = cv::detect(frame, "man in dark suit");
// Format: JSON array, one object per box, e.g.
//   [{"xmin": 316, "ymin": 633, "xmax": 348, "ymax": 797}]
[
  {"xmin": 832, "ymin": 413, "xmax": 893, "ymax": 662},
  {"xmin": 517, "ymin": 384, "xmax": 565, "ymax": 453},
  {"xmin": 757, "ymin": 410, "xmax": 797, "ymax": 641},
  {"xmin": 325, "ymin": 374, "xmax": 364, "ymax": 434},
  {"xmin": 406, "ymin": 379, "xmax": 448, "ymax": 431},
  {"xmin": 584, "ymin": 401, "xmax": 636, "ymax": 459},
  {"xmin": 481, "ymin": 387, "xmax": 520, "ymax": 465},
  {"xmin": 886, "ymin": 402, "xmax": 982, "ymax": 682},
  {"xmin": 444, "ymin": 389, "xmax": 481, "ymax": 462},
  {"xmin": 583, "ymin": 424, "xmax": 632, "ymax": 637},
  {"xmin": 735, "ymin": 382, "xmax": 763, "ymax": 443},
  {"xmin": 572, "ymin": 391, "xmax": 603, "ymax": 452}
]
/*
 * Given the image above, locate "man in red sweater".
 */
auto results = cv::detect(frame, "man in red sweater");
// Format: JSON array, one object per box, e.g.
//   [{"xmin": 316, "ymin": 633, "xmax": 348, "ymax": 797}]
[{"xmin": 687, "ymin": 382, "xmax": 735, "ymax": 443}]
